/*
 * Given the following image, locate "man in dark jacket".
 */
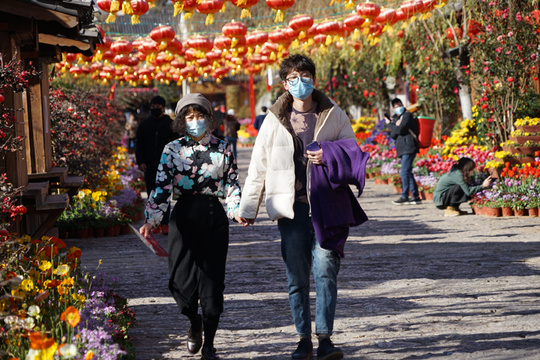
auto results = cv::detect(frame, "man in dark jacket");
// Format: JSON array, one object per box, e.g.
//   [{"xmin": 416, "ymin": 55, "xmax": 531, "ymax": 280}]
[
  {"xmin": 385, "ymin": 98, "xmax": 421, "ymax": 205},
  {"xmin": 135, "ymin": 96, "xmax": 179, "ymax": 234}
]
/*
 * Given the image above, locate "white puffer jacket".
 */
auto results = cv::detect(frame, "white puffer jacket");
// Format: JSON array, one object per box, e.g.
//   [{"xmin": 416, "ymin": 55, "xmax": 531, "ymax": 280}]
[{"xmin": 239, "ymin": 90, "xmax": 355, "ymax": 220}]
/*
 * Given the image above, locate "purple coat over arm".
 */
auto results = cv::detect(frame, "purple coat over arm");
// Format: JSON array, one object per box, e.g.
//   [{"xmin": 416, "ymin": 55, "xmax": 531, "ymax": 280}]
[{"xmin": 310, "ymin": 138, "xmax": 370, "ymax": 258}]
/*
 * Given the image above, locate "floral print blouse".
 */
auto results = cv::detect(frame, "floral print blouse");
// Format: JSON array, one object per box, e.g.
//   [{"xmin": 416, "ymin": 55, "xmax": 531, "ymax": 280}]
[{"xmin": 145, "ymin": 133, "xmax": 241, "ymax": 227}]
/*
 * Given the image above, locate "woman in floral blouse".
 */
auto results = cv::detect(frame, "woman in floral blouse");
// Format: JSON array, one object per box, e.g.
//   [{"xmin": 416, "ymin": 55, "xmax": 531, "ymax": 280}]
[{"xmin": 140, "ymin": 93, "xmax": 243, "ymax": 360}]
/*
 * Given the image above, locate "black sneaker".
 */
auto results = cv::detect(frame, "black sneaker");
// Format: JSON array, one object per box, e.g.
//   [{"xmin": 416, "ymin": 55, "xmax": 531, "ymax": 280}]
[
  {"xmin": 292, "ymin": 338, "xmax": 313, "ymax": 360},
  {"xmin": 392, "ymin": 197, "xmax": 409, "ymax": 205},
  {"xmin": 317, "ymin": 338, "xmax": 343, "ymax": 360},
  {"xmin": 409, "ymin": 197, "xmax": 422, "ymax": 205}
]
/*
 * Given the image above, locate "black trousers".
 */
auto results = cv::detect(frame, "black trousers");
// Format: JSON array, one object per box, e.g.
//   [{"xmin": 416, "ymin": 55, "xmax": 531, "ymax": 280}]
[
  {"xmin": 437, "ymin": 184, "xmax": 469, "ymax": 209},
  {"xmin": 168, "ymin": 195, "xmax": 229, "ymax": 318}
]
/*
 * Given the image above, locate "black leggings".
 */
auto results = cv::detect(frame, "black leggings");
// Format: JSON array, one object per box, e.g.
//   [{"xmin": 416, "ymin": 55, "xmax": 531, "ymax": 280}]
[{"xmin": 437, "ymin": 184, "xmax": 469, "ymax": 208}]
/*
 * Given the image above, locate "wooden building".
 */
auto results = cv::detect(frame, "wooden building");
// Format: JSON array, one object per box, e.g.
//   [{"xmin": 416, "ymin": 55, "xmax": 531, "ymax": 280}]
[{"xmin": 0, "ymin": 0, "xmax": 101, "ymax": 237}]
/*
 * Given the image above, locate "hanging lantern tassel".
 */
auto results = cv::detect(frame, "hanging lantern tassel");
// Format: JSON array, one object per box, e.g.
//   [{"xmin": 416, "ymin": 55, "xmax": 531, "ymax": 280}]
[
  {"xmin": 220, "ymin": 1, "xmax": 226, "ymax": 12},
  {"xmin": 240, "ymin": 8, "xmax": 251, "ymax": 18},
  {"xmin": 270, "ymin": 52, "xmax": 277, "ymax": 61},
  {"xmin": 231, "ymin": 37, "xmax": 239, "ymax": 48},
  {"xmin": 206, "ymin": 13, "xmax": 215, "ymax": 25},
  {"xmin": 352, "ymin": 28, "xmax": 360, "ymax": 40},
  {"xmin": 344, "ymin": 0, "xmax": 355, "ymax": 10},
  {"xmin": 110, "ymin": 0, "xmax": 121, "ymax": 11},
  {"xmin": 106, "ymin": 12, "xmax": 118, "ymax": 23},
  {"xmin": 174, "ymin": 1, "xmax": 184, "ymax": 16},
  {"xmin": 329, "ymin": 0, "xmax": 336, "ymax": 5},
  {"xmin": 123, "ymin": 0, "xmax": 134, "ymax": 15},
  {"xmin": 131, "ymin": 14, "xmax": 141, "ymax": 24},
  {"xmin": 325, "ymin": 35, "xmax": 332, "ymax": 46},
  {"xmin": 298, "ymin": 30, "xmax": 306, "ymax": 40},
  {"xmin": 274, "ymin": 9, "xmax": 284, "ymax": 23},
  {"xmin": 184, "ymin": 11, "xmax": 194, "ymax": 19}
]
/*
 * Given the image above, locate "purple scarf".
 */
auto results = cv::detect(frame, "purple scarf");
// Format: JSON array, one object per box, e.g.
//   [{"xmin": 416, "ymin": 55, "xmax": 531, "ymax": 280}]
[{"xmin": 310, "ymin": 138, "xmax": 370, "ymax": 257}]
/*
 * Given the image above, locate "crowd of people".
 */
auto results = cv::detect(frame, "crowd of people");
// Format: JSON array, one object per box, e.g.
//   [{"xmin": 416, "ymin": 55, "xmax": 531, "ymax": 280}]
[{"xmin": 129, "ymin": 54, "xmax": 489, "ymax": 360}]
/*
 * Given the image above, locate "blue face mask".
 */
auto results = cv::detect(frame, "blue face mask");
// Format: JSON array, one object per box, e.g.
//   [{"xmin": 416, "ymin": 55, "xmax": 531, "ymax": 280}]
[
  {"xmin": 395, "ymin": 106, "xmax": 405, "ymax": 116},
  {"xmin": 186, "ymin": 119, "xmax": 207, "ymax": 138},
  {"xmin": 288, "ymin": 79, "xmax": 314, "ymax": 100}
]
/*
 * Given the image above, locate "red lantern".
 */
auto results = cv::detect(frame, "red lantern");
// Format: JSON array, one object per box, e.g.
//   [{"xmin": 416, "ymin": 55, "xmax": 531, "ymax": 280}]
[
  {"xmin": 317, "ymin": 20, "xmax": 341, "ymax": 46},
  {"xmin": 69, "ymin": 66, "xmax": 84, "ymax": 78},
  {"xmin": 223, "ymin": 21, "xmax": 248, "ymax": 48},
  {"xmin": 182, "ymin": 0, "xmax": 199, "ymax": 19},
  {"xmin": 96, "ymin": 0, "xmax": 118, "ymax": 23},
  {"xmin": 266, "ymin": 0, "xmax": 295, "ymax": 23},
  {"xmin": 111, "ymin": 40, "xmax": 133, "ymax": 55},
  {"xmin": 375, "ymin": 8, "xmax": 397, "ymax": 25},
  {"xmin": 344, "ymin": 13, "xmax": 366, "ymax": 41},
  {"xmin": 246, "ymin": 31, "xmax": 269, "ymax": 51},
  {"xmin": 357, "ymin": 1, "xmax": 380, "ymax": 20},
  {"xmin": 231, "ymin": 0, "xmax": 259, "ymax": 19},
  {"xmin": 197, "ymin": 0, "xmax": 225, "ymax": 25},
  {"xmin": 289, "ymin": 14, "xmax": 314, "ymax": 40},
  {"xmin": 188, "ymin": 36, "xmax": 213, "ymax": 57},
  {"xmin": 421, "ymin": 0, "xmax": 438, "ymax": 13},
  {"xmin": 400, "ymin": 0, "xmax": 424, "ymax": 19},
  {"xmin": 214, "ymin": 35, "xmax": 233, "ymax": 51},
  {"xmin": 130, "ymin": 0, "xmax": 149, "ymax": 24},
  {"xmin": 150, "ymin": 26, "xmax": 175, "ymax": 50}
]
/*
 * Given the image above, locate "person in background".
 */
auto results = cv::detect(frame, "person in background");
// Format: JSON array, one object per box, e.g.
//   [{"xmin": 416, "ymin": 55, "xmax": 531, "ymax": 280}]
[
  {"xmin": 135, "ymin": 95, "xmax": 179, "ymax": 235},
  {"xmin": 212, "ymin": 102, "xmax": 225, "ymax": 140},
  {"xmin": 384, "ymin": 98, "xmax": 421, "ymax": 205},
  {"xmin": 125, "ymin": 110, "xmax": 139, "ymax": 154},
  {"xmin": 239, "ymin": 54, "xmax": 354, "ymax": 360},
  {"xmin": 254, "ymin": 106, "xmax": 268, "ymax": 131},
  {"xmin": 140, "ymin": 93, "xmax": 242, "ymax": 360},
  {"xmin": 223, "ymin": 109, "xmax": 240, "ymax": 160},
  {"xmin": 434, "ymin": 157, "xmax": 493, "ymax": 217}
]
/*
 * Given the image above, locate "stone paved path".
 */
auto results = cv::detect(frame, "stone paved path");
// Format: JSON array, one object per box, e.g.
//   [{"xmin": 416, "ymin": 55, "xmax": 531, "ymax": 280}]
[{"xmin": 68, "ymin": 146, "xmax": 540, "ymax": 359}]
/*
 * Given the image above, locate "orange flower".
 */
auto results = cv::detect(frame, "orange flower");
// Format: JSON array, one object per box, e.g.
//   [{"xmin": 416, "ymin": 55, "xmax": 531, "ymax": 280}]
[
  {"xmin": 29, "ymin": 332, "xmax": 56, "ymax": 350},
  {"xmin": 60, "ymin": 306, "xmax": 80, "ymax": 327}
]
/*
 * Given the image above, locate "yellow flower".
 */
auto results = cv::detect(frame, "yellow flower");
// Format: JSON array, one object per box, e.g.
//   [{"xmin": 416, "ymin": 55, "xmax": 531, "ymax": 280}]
[
  {"xmin": 20, "ymin": 279, "xmax": 34, "ymax": 292},
  {"xmin": 61, "ymin": 277, "xmax": 74, "ymax": 287},
  {"xmin": 92, "ymin": 191, "xmax": 101, "ymax": 202},
  {"xmin": 54, "ymin": 264, "xmax": 70, "ymax": 276},
  {"xmin": 39, "ymin": 261, "xmax": 52, "ymax": 272},
  {"xmin": 85, "ymin": 350, "xmax": 94, "ymax": 360},
  {"xmin": 83, "ymin": 189, "xmax": 92, "ymax": 196}
]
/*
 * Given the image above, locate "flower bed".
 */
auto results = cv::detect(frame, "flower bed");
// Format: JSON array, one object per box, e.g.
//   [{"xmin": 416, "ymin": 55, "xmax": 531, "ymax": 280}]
[{"xmin": 0, "ymin": 234, "xmax": 135, "ymax": 359}]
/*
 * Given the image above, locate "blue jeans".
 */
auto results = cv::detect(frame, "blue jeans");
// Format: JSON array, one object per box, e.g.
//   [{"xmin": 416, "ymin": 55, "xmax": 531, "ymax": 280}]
[
  {"xmin": 224, "ymin": 136, "xmax": 237, "ymax": 161},
  {"xmin": 400, "ymin": 153, "xmax": 419, "ymax": 199},
  {"xmin": 277, "ymin": 202, "xmax": 341, "ymax": 337}
]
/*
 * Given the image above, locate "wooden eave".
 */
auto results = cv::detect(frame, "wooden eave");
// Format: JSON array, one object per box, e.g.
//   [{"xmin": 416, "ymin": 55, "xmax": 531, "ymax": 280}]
[{"xmin": 0, "ymin": 1, "xmax": 79, "ymax": 29}]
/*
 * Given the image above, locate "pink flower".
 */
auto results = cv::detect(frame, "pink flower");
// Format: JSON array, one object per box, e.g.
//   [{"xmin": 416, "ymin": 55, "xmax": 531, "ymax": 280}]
[
  {"xmin": 486, "ymin": 25, "xmax": 493, "ymax": 32},
  {"xmin": 531, "ymin": 54, "xmax": 537, "ymax": 61},
  {"xmin": 507, "ymin": 31, "xmax": 513, "ymax": 37},
  {"xmin": 496, "ymin": 47, "xmax": 502, "ymax": 53},
  {"xmin": 516, "ymin": 12, "xmax": 522, "ymax": 21}
]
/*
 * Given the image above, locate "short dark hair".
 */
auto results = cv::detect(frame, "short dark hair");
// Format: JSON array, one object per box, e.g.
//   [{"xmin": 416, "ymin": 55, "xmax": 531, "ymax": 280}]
[
  {"xmin": 391, "ymin": 98, "xmax": 403, "ymax": 107},
  {"xmin": 279, "ymin": 54, "xmax": 316, "ymax": 81},
  {"xmin": 261, "ymin": 106, "xmax": 267, "ymax": 112},
  {"xmin": 172, "ymin": 104, "xmax": 217, "ymax": 135},
  {"xmin": 150, "ymin": 96, "xmax": 166, "ymax": 107}
]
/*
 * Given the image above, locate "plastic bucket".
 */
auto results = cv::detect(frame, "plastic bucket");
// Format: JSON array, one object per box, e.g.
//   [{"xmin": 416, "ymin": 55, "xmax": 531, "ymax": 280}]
[{"xmin": 417, "ymin": 116, "xmax": 436, "ymax": 148}]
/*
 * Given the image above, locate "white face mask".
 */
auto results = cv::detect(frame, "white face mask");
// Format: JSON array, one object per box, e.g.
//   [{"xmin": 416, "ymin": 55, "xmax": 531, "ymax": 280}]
[
  {"xmin": 186, "ymin": 119, "xmax": 207, "ymax": 138},
  {"xmin": 395, "ymin": 106, "xmax": 405, "ymax": 116}
]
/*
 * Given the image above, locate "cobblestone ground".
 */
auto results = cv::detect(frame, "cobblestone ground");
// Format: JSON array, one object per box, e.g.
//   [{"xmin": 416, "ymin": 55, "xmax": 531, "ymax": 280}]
[{"xmin": 68, "ymin": 146, "xmax": 540, "ymax": 360}]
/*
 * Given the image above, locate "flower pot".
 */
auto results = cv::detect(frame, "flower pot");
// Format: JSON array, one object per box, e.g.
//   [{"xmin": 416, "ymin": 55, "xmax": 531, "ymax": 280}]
[
  {"xmin": 419, "ymin": 190, "xmax": 426, "ymax": 200},
  {"xmin": 394, "ymin": 186, "xmax": 402, "ymax": 194},
  {"xmin": 473, "ymin": 205, "xmax": 481, "ymax": 215},
  {"xmin": 94, "ymin": 227, "xmax": 105, "ymax": 238},
  {"xmin": 424, "ymin": 192, "xmax": 434, "ymax": 201},
  {"xmin": 528, "ymin": 207, "xmax": 539, "ymax": 217},
  {"xmin": 517, "ymin": 125, "xmax": 540, "ymax": 133},
  {"xmin": 512, "ymin": 135, "xmax": 540, "ymax": 145},
  {"xmin": 87, "ymin": 227, "xmax": 94, "ymax": 238},
  {"xmin": 502, "ymin": 207, "xmax": 513, "ymax": 217},
  {"xmin": 484, "ymin": 207, "xmax": 501, "ymax": 217},
  {"xmin": 76, "ymin": 228, "xmax": 89, "ymax": 239},
  {"xmin": 120, "ymin": 224, "xmax": 132, "ymax": 235},
  {"xmin": 113, "ymin": 225, "xmax": 121, "ymax": 236},
  {"xmin": 105, "ymin": 226, "xmax": 115, "ymax": 237},
  {"xmin": 374, "ymin": 178, "xmax": 385, "ymax": 185},
  {"xmin": 514, "ymin": 209, "xmax": 526, "ymax": 217}
]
